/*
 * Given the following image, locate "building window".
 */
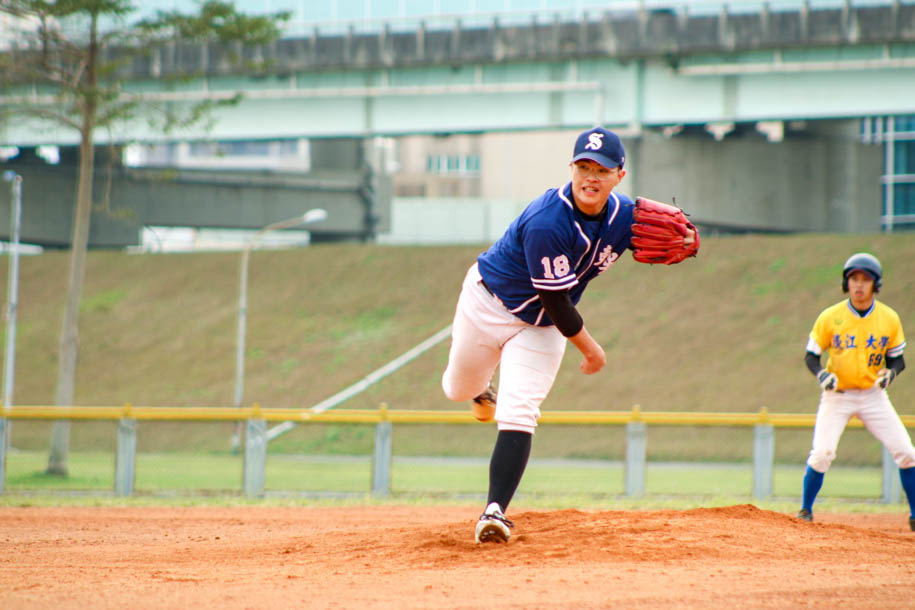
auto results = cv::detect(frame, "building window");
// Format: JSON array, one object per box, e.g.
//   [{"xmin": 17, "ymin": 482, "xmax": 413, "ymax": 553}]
[
  {"xmin": 127, "ymin": 138, "xmax": 311, "ymax": 171},
  {"xmin": 425, "ymin": 153, "xmax": 480, "ymax": 176},
  {"xmin": 866, "ymin": 115, "xmax": 915, "ymax": 231},
  {"xmin": 188, "ymin": 140, "xmax": 272, "ymax": 157}
]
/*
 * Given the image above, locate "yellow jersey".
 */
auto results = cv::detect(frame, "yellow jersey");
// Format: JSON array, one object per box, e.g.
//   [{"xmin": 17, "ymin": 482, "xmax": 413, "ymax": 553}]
[{"xmin": 807, "ymin": 299, "xmax": 906, "ymax": 390}]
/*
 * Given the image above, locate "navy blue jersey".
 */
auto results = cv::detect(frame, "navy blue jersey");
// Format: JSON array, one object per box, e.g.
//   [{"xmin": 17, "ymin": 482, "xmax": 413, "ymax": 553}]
[{"xmin": 477, "ymin": 182, "xmax": 635, "ymax": 326}]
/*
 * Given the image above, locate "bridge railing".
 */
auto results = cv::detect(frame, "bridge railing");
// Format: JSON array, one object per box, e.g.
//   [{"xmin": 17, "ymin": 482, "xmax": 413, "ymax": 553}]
[
  {"xmin": 288, "ymin": 0, "xmax": 914, "ymax": 35},
  {"xmin": 57, "ymin": 0, "xmax": 912, "ymax": 82},
  {"xmin": 0, "ymin": 405, "xmax": 909, "ymax": 501}
]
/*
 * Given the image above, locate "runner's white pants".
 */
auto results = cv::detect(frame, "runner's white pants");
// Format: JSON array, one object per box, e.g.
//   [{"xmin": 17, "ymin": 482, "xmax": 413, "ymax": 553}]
[
  {"xmin": 442, "ymin": 263, "xmax": 567, "ymax": 434},
  {"xmin": 807, "ymin": 385, "xmax": 915, "ymax": 472}
]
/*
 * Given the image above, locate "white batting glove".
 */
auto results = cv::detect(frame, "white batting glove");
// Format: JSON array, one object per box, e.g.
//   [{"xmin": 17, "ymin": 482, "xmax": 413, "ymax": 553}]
[
  {"xmin": 876, "ymin": 368, "xmax": 896, "ymax": 389},
  {"xmin": 817, "ymin": 370, "xmax": 838, "ymax": 391}
]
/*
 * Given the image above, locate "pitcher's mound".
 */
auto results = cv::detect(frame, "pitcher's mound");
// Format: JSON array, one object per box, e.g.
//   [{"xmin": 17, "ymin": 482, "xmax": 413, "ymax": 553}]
[{"xmin": 2, "ymin": 504, "xmax": 912, "ymax": 609}]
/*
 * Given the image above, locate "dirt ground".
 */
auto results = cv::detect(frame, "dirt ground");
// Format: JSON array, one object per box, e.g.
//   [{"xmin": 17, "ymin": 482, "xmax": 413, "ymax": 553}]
[{"xmin": 1, "ymin": 504, "xmax": 913, "ymax": 609}]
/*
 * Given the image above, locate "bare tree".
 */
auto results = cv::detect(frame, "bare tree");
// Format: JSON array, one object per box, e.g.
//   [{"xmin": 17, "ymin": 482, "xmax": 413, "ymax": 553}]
[{"xmin": 0, "ymin": 0, "xmax": 289, "ymax": 475}]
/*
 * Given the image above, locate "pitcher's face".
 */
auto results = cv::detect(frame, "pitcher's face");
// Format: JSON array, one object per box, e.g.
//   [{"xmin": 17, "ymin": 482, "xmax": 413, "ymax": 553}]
[{"xmin": 570, "ymin": 160, "xmax": 624, "ymax": 215}]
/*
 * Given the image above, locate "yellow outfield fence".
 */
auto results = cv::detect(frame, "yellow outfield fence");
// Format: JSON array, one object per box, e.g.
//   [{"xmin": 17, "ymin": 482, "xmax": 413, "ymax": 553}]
[
  {"xmin": 5, "ymin": 403, "xmax": 913, "ymax": 426},
  {"xmin": 0, "ymin": 405, "xmax": 911, "ymax": 500}
]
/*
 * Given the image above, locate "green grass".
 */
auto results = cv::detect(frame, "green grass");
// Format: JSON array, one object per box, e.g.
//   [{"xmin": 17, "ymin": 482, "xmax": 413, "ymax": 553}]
[
  {"xmin": 3, "ymin": 451, "xmax": 904, "ymax": 511},
  {"xmin": 80, "ymin": 288, "xmax": 128, "ymax": 314},
  {"xmin": 7, "ymin": 451, "xmax": 117, "ymax": 490}
]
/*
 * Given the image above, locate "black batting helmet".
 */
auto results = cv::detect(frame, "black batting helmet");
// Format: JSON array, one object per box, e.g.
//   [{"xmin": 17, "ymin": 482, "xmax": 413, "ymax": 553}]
[{"xmin": 842, "ymin": 252, "xmax": 882, "ymax": 293}]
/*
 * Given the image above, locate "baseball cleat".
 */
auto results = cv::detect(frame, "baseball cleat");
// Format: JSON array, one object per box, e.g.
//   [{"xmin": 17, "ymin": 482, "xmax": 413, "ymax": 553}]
[
  {"xmin": 909, "ymin": 517, "xmax": 914, "ymax": 532},
  {"xmin": 796, "ymin": 509, "xmax": 813, "ymax": 522},
  {"xmin": 475, "ymin": 502, "xmax": 513, "ymax": 543},
  {"xmin": 471, "ymin": 384, "xmax": 496, "ymax": 422}
]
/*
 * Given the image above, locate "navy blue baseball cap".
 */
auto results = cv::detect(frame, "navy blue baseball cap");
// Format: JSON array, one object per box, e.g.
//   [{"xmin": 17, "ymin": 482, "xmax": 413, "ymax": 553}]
[{"xmin": 571, "ymin": 127, "xmax": 625, "ymax": 169}]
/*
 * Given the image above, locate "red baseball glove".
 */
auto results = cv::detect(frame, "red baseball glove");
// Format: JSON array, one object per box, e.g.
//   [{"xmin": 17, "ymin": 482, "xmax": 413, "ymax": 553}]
[{"xmin": 630, "ymin": 196, "xmax": 700, "ymax": 265}]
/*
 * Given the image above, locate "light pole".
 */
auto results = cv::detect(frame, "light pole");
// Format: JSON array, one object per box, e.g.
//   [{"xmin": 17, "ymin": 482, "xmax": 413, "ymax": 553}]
[
  {"xmin": 2, "ymin": 171, "xmax": 21, "ymax": 410},
  {"xmin": 1, "ymin": 171, "xmax": 22, "ymax": 467},
  {"xmin": 232, "ymin": 209, "xmax": 327, "ymax": 451}
]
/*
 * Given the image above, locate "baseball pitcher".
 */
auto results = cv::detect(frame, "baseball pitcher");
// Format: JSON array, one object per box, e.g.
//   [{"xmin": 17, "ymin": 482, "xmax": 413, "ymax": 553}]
[{"xmin": 441, "ymin": 126, "xmax": 699, "ymax": 543}]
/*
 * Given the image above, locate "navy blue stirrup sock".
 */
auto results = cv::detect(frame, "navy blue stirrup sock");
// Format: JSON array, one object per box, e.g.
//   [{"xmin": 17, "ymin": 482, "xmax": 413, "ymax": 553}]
[
  {"xmin": 899, "ymin": 467, "xmax": 915, "ymax": 518},
  {"xmin": 486, "ymin": 430, "xmax": 532, "ymax": 511},
  {"xmin": 802, "ymin": 465, "xmax": 825, "ymax": 513}
]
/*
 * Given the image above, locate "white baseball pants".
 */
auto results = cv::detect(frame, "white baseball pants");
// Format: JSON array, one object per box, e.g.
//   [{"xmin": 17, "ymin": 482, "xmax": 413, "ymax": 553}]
[
  {"xmin": 441, "ymin": 263, "xmax": 567, "ymax": 434},
  {"xmin": 807, "ymin": 385, "xmax": 915, "ymax": 472}
]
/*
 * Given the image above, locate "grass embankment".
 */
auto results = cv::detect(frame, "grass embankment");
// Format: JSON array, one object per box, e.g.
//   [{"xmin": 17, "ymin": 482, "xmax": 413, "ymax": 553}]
[{"xmin": 3, "ymin": 233, "xmax": 914, "ymax": 466}]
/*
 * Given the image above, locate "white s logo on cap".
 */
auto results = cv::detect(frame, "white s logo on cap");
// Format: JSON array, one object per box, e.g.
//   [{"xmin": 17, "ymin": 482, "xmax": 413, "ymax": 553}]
[{"xmin": 586, "ymin": 133, "xmax": 603, "ymax": 151}]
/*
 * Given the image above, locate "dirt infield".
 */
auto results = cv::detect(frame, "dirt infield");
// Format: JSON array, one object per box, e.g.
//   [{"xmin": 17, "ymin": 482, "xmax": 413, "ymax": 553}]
[{"xmin": 2, "ymin": 504, "xmax": 913, "ymax": 609}]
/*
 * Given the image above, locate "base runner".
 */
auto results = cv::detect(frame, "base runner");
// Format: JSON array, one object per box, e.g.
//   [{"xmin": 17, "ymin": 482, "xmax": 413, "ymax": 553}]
[{"xmin": 797, "ymin": 252, "xmax": 915, "ymax": 531}]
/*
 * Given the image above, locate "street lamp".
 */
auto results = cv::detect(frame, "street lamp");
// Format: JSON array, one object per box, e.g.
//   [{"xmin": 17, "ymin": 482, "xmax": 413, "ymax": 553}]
[
  {"xmin": 1, "ymin": 171, "xmax": 22, "ymax": 470},
  {"xmin": 232, "ymin": 209, "xmax": 327, "ymax": 451},
  {"xmin": 1, "ymin": 171, "xmax": 21, "ymax": 411}
]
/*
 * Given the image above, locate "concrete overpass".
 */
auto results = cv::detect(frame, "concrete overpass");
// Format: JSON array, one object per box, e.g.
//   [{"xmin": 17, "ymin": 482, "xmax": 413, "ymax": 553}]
[
  {"xmin": 1, "ymin": 1, "xmax": 913, "ymax": 244},
  {"xmin": 4, "ymin": 1, "xmax": 915, "ymax": 142},
  {"xmin": 0, "ymin": 139, "xmax": 390, "ymax": 247}
]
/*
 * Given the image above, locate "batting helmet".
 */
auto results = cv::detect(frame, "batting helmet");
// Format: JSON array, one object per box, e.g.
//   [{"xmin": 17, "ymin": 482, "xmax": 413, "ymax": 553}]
[{"xmin": 842, "ymin": 252, "xmax": 882, "ymax": 293}]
